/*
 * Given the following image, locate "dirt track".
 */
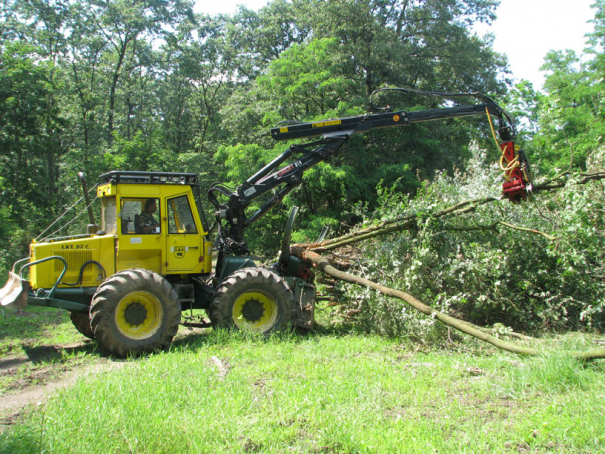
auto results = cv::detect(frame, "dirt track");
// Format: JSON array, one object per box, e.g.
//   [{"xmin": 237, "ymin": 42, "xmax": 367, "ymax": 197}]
[{"xmin": 0, "ymin": 344, "xmax": 125, "ymax": 428}]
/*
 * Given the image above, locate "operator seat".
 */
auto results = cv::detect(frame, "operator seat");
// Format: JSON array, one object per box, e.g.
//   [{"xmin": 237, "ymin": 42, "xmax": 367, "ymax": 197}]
[{"xmin": 134, "ymin": 214, "xmax": 142, "ymax": 234}]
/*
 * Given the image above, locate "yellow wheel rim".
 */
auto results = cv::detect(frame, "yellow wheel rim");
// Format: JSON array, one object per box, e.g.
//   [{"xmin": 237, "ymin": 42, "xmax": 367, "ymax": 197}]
[
  {"xmin": 232, "ymin": 290, "xmax": 278, "ymax": 333},
  {"xmin": 115, "ymin": 291, "xmax": 163, "ymax": 340}
]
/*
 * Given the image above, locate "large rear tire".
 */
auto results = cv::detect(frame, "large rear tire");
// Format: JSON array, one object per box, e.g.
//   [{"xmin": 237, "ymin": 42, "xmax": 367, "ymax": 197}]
[
  {"xmin": 90, "ymin": 269, "xmax": 181, "ymax": 357},
  {"xmin": 70, "ymin": 312, "xmax": 95, "ymax": 340},
  {"xmin": 210, "ymin": 268, "xmax": 296, "ymax": 334}
]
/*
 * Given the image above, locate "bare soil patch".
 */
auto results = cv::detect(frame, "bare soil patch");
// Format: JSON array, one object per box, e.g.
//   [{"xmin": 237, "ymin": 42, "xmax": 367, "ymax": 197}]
[
  {"xmin": 0, "ymin": 326, "xmax": 206, "ymax": 430},
  {"xmin": 0, "ymin": 343, "xmax": 126, "ymax": 430}
]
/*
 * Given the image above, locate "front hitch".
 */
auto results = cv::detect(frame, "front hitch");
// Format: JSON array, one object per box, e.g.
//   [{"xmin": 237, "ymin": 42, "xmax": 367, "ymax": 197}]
[{"xmin": 0, "ymin": 256, "xmax": 89, "ymax": 312}]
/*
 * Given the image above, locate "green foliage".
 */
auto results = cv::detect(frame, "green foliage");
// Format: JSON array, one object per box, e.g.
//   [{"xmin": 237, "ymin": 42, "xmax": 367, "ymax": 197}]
[
  {"xmin": 299, "ymin": 0, "xmax": 504, "ymax": 94},
  {"xmin": 0, "ymin": 41, "xmax": 67, "ymax": 264},
  {"xmin": 342, "ymin": 146, "xmax": 605, "ymax": 335},
  {"xmin": 512, "ymin": 1, "xmax": 605, "ymax": 175},
  {"xmin": 257, "ymin": 37, "xmax": 360, "ymax": 118}
]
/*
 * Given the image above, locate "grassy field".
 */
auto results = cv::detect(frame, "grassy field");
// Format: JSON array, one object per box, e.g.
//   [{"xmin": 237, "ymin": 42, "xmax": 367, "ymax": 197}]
[{"xmin": 0, "ymin": 308, "xmax": 604, "ymax": 453}]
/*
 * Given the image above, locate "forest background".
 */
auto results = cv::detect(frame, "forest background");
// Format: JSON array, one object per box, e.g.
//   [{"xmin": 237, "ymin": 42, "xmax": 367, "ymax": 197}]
[{"xmin": 1, "ymin": 0, "xmax": 604, "ymax": 335}]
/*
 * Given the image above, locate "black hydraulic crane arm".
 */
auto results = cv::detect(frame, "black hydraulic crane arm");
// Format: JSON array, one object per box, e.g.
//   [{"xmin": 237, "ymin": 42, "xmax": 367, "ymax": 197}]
[
  {"xmin": 208, "ymin": 133, "xmax": 350, "ymax": 254},
  {"xmin": 270, "ymin": 88, "xmax": 515, "ymax": 142},
  {"xmin": 208, "ymin": 89, "xmax": 526, "ymax": 256},
  {"xmin": 271, "ymin": 103, "xmax": 514, "ymax": 142}
]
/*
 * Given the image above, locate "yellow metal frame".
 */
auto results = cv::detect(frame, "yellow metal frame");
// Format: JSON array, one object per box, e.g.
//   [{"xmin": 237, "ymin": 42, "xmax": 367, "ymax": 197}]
[{"xmin": 29, "ymin": 235, "xmax": 116, "ymax": 290}]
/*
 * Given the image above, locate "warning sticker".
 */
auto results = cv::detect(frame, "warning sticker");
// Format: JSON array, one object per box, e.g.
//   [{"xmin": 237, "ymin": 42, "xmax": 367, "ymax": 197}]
[{"xmin": 312, "ymin": 119, "xmax": 342, "ymax": 129}]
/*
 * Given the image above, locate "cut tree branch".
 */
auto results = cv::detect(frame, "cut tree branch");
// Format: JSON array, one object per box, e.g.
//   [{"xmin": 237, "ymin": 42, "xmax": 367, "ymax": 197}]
[
  {"xmin": 291, "ymin": 247, "xmax": 605, "ymax": 361},
  {"xmin": 307, "ymin": 170, "xmax": 605, "ymax": 251}
]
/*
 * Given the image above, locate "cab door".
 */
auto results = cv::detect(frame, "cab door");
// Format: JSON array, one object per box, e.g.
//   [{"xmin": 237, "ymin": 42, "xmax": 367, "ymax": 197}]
[
  {"xmin": 116, "ymin": 197, "xmax": 163, "ymax": 273},
  {"xmin": 165, "ymin": 194, "xmax": 203, "ymax": 272}
]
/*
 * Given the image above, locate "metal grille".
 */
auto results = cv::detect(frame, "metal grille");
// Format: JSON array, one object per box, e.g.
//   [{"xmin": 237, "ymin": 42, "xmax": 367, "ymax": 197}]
[{"xmin": 52, "ymin": 250, "xmax": 95, "ymax": 284}]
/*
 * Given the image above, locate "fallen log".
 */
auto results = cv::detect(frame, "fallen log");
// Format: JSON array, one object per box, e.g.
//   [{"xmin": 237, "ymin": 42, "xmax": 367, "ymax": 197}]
[
  {"xmin": 291, "ymin": 246, "xmax": 605, "ymax": 361},
  {"xmin": 304, "ymin": 170, "xmax": 605, "ymax": 252}
]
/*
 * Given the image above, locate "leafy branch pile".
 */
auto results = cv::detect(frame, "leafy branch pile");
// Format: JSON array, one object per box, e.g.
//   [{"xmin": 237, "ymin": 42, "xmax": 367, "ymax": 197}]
[{"xmin": 291, "ymin": 146, "xmax": 605, "ymax": 354}]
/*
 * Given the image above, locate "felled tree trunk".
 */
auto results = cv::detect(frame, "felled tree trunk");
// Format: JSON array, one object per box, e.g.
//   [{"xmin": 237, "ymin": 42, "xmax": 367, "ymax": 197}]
[
  {"xmin": 291, "ymin": 235, "xmax": 605, "ymax": 362},
  {"xmin": 303, "ymin": 171, "xmax": 605, "ymax": 252}
]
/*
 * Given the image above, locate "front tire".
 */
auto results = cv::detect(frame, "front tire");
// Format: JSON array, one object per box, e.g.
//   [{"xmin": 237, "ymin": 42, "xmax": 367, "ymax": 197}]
[
  {"xmin": 210, "ymin": 268, "xmax": 296, "ymax": 334},
  {"xmin": 90, "ymin": 269, "xmax": 181, "ymax": 357}
]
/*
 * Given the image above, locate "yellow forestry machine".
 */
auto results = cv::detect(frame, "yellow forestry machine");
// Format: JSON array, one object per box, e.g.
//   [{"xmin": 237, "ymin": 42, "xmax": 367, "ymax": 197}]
[{"xmin": 0, "ymin": 89, "xmax": 532, "ymax": 357}]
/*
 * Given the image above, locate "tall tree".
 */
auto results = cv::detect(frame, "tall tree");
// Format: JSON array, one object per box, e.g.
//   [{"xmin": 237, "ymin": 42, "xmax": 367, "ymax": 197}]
[
  {"xmin": 522, "ymin": 1, "xmax": 603, "ymax": 173},
  {"xmin": 299, "ymin": 0, "xmax": 503, "ymax": 95},
  {"xmin": 2, "ymin": 0, "xmax": 72, "ymax": 201},
  {"xmin": 0, "ymin": 42, "xmax": 63, "ymax": 228},
  {"xmin": 73, "ymin": 0, "xmax": 193, "ymax": 144},
  {"xmin": 226, "ymin": 0, "xmax": 310, "ymax": 80},
  {"xmin": 158, "ymin": 13, "xmax": 236, "ymax": 156}
]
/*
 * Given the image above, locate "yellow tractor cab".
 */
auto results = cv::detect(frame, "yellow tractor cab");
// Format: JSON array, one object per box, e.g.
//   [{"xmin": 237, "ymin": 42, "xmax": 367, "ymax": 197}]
[{"xmin": 27, "ymin": 171, "xmax": 213, "ymax": 293}]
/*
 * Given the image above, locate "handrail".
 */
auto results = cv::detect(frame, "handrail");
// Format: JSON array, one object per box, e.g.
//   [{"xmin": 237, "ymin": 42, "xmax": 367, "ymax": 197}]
[
  {"xmin": 19, "ymin": 255, "xmax": 68, "ymax": 299},
  {"xmin": 12, "ymin": 257, "xmax": 30, "ymax": 273}
]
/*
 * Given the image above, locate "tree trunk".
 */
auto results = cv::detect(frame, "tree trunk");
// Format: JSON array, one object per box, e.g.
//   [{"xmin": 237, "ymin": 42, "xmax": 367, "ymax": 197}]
[{"xmin": 291, "ymin": 246, "xmax": 605, "ymax": 361}]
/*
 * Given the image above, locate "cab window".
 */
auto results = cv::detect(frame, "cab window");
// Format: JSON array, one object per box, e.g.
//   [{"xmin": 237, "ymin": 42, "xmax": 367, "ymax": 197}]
[
  {"xmin": 120, "ymin": 198, "xmax": 161, "ymax": 234},
  {"xmin": 167, "ymin": 195, "xmax": 198, "ymax": 234}
]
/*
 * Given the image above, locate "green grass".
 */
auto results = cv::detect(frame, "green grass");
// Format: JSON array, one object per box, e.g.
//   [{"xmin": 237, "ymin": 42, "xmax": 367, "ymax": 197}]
[
  {"xmin": 0, "ymin": 307, "xmax": 102, "ymax": 395},
  {"xmin": 1, "ymin": 329, "xmax": 604, "ymax": 453},
  {"xmin": 0, "ymin": 306, "xmax": 83, "ymax": 357}
]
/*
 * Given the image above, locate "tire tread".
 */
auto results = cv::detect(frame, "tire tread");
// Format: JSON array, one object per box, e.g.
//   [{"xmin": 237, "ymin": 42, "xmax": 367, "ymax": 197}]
[{"xmin": 90, "ymin": 268, "xmax": 180, "ymax": 357}]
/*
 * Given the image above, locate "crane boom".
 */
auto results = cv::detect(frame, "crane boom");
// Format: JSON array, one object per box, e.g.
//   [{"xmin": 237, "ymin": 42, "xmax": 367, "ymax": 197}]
[
  {"xmin": 209, "ymin": 89, "xmax": 531, "ymax": 258},
  {"xmin": 271, "ymin": 103, "xmax": 510, "ymax": 142}
]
